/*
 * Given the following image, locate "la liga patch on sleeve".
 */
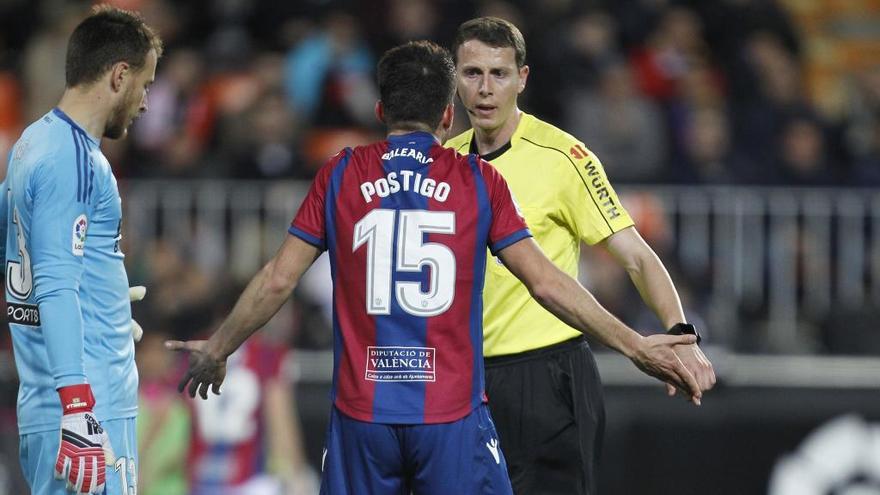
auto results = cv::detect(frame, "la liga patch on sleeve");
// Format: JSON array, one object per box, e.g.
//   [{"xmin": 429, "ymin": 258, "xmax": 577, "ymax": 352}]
[{"xmin": 72, "ymin": 214, "xmax": 88, "ymax": 256}]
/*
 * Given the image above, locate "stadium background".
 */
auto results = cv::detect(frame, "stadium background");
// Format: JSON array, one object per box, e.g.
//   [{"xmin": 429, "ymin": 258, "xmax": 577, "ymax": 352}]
[{"xmin": 1, "ymin": 0, "xmax": 880, "ymax": 493}]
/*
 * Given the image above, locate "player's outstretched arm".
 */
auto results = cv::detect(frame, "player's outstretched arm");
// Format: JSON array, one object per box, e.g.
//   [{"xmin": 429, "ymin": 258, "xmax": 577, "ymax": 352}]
[
  {"xmin": 497, "ymin": 237, "xmax": 703, "ymax": 405},
  {"xmin": 167, "ymin": 235, "xmax": 321, "ymax": 399},
  {"xmin": 602, "ymin": 227, "xmax": 716, "ymax": 396}
]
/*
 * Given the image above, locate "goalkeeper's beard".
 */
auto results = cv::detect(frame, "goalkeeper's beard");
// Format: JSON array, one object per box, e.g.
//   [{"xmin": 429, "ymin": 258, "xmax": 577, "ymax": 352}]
[{"xmin": 105, "ymin": 88, "xmax": 139, "ymax": 140}]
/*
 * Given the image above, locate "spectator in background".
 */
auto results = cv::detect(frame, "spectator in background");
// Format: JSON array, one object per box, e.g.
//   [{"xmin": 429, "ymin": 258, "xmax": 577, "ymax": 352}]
[
  {"xmin": 21, "ymin": 2, "xmax": 84, "ymax": 122},
  {"xmin": 606, "ymin": 0, "xmax": 669, "ymax": 49},
  {"xmin": 664, "ymin": 59, "xmax": 727, "ymax": 175},
  {"xmin": 732, "ymin": 31, "xmax": 814, "ymax": 176},
  {"xmin": 563, "ymin": 57, "xmax": 666, "ymax": 182},
  {"xmin": 378, "ymin": 0, "xmax": 443, "ymax": 48},
  {"xmin": 561, "ymin": 10, "xmax": 620, "ymax": 91},
  {"xmin": 130, "ymin": 48, "xmax": 213, "ymax": 177},
  {"xmin": 283, "ymin": 10, "xmax": 375, "ymax": 127},
  {"xmin": 0, "ymin": 70, "xmax": 22, "ymax": 176},
  {"xmin": 187, "ymin": 304, "xmax": 318, "ymax": 495},
  {"xmin": 630, "ymin": 7, "xmax": 711, "ymax": 104},
  {"xmin": 137, "ymin": 330, "xmax": 190, "ymax": 495},
  {"xmin": 208, "ymin": 51, "xmax": 296, "ymax": 175},
  {"xmin": 225, "ymin": 90, "xmax": 302, "ymax": 179},
  {"xmin": 196, "ymin": 46, "xmax": 302, "ymax": 180},
  {"xmin": 475, "ymin": 1, "xmax": 524, "ymax": 36},
  {"xmin": 772, "ymin": 113, "xmax": 837, "ymax": 186},
  {"xmin": 625, "ymin": 6, "xmax": 729, "ymax": 182},
  {"xmin": 674, "ymin": 106, "xmax": 744, "ymax": 184},
  {"xmin": 851, "ymin": 125, "xmax": 880, "ymax": 186},
  {"xmin": 845, "ymin": 66, "xmax": 880, "ymax": 184},
  {"xmin": 845, "ymin": 66, "xmax": 880, "ymax": 157},
  {"xmin": 692, "ymin": 0, "xmax": 800, "ymax": 104},
  {"xmin": 0, "ymin": 0, "xmax": 24, "ymax": 165},
  {"xmin": 506, "ymin": 0, "xmax": 568, "ymax": 121},
  {"xmin": 139, "ymin": 238, "xmax": 216, "ymax": 336},
  {"xmin": 283, "ymin": 10, "xmax": 378, "ymax": 174}
]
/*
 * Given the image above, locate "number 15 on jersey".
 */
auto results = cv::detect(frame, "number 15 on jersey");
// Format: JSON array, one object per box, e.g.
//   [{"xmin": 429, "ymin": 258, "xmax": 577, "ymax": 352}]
[{"xmin": 353, "ymin": 209, "xmax": 456, "ymax": 318}]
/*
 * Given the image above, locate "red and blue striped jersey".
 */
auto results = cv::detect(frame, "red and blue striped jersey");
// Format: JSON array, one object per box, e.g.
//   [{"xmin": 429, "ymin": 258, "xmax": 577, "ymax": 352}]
[
  {"xmin": 289, "ymin": 131, "xmax": 530, "ymax": 424},
  {"xmin": 187, "ymin": 337, "xmax": 286, "ymax": 488}
]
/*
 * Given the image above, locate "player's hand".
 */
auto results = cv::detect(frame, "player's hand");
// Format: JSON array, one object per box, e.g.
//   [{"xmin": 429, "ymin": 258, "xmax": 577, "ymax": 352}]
[
  {"xmin": 166, "ymin": 339, "xmax": 227, "ymax": 399},
  {"xmin": 628, "ymin": 333, "xmax": 703, "ymax": 406},
  {"xmin": 668, "ymin": 343, "xmax": 715, "ymax": 401},
  {"xmin": 129, "ymin": 286, "xmax": 146, "ymax": 343},
  {"xmin": 54, "ymin": 384, "xmax": 115, "ymax": 494}
]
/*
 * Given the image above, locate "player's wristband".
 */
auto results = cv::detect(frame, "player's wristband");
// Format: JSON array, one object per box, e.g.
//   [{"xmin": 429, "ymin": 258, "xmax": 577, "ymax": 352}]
[
  {"xmin": 57, "ymin": 384, "xmax": 95, "ymax": 415},
  {"xmin": 667, "ymin": 323, "xmax": 702, "ymax": 345}
]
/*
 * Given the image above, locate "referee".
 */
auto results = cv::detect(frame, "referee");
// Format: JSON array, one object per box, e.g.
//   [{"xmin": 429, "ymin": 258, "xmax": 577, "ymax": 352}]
[{"xmin": 446, "ymin": 17, "xmax": 716, "ymax": 495}]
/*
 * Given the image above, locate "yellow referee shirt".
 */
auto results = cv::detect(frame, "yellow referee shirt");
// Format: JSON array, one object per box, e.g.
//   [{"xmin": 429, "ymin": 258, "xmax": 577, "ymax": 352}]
[{"xmin": 446, "ymin": 112, "xmax": 634, "ymax": 357}]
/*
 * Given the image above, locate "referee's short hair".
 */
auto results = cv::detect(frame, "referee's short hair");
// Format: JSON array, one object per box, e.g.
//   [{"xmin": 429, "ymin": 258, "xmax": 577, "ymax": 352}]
[
  {"xmin": 66, "ymin": 4, "xmax": 163, "ymax": 88},
  {"xmin": 377, "ymin": 40, "xmax": 456, "ymax": 131},
  {"xmin": 453, "ymin": 17, "xmax": 527, "ymax": 68}
]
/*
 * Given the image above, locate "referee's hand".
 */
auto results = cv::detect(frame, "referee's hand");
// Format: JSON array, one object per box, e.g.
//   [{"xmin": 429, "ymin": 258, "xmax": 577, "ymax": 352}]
[
  {"xmin": 629, "ymin": 334, "xmax": 703, "ymax": 405},
  {"xmin": 670, "ymin": 342, "xmax": 716, "ymax": 402}
]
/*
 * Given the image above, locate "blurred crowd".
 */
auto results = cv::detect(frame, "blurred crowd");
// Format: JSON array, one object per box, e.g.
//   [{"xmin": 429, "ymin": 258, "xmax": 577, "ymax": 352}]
[
  {"xmin": 1, "ymin": 0, "xmax": 880, "ymax": 491},
  {"xmin": 0, "ymin": 0, "xmax": 878, "ymax": 186}
]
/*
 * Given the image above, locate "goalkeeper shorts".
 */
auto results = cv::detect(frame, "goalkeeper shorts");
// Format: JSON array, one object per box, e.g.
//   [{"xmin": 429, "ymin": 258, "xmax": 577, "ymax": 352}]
[{"xmin": 19, "ymin": 416, "xmax": 137, "ymax": 495}]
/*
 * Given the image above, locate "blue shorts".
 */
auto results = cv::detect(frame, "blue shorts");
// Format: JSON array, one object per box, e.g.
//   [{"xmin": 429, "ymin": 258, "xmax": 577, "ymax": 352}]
[
  {"xmin": 19, "ymin": 417, "xmax": 138, "ymax": 495},
  {"xmin": 320, "ymin": 404, "xmax": 513, "ymax": 495}
]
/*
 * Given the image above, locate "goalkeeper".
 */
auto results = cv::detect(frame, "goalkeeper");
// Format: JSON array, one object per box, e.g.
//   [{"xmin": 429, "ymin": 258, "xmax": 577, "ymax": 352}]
[{"xmin": 2, "ymin": 5, "xmax": 161, "ymax": 494}]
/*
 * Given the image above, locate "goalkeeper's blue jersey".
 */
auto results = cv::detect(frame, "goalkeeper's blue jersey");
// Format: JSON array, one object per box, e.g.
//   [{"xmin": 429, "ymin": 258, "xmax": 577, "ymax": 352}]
[{"xmin": 4, "ymin": 108, "xmax": 136, "ymax": 434}]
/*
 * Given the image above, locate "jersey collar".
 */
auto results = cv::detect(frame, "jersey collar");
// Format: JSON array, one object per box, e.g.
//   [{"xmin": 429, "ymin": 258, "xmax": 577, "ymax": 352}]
[
  {"xmin": 388, "ymin": 130, "xmax": 439, "ymax": 145},
  {"xmin": 469, "ymin": 138, "xmax": 510, "ymax": 161},
  {"xmin": 52, "ymin": 108, "xmax": 100, "ymax": 145},
  {"xmin": 468, "ymin": 111, "xmax": 532, "ymax": 162}
]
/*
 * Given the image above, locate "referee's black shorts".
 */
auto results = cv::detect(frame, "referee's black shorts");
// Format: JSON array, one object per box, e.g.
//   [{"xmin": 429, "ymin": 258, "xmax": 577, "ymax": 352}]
[{"xmin": 484, "ymin": 336, "xmax": 604, "ymax": 495}]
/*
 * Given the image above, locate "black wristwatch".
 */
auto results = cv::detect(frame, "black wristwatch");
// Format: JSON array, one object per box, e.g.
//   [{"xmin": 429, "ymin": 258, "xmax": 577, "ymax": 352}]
[{"xmin": 667, "ymin": 323, "xmax": 701, "ymax": 345}]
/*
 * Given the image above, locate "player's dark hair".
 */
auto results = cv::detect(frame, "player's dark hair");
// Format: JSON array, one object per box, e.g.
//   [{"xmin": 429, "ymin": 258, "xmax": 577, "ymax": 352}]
[
  {"xmin": 453, "ymin": 17, "xmax": 527, "ymax": 67},
  {"xmin": 65, "ymin": 4, "xmax": 163, "ymax": 88},
  {"xmin": 377, "ymin": 40, "xmax": 456, "ymax": 131}
]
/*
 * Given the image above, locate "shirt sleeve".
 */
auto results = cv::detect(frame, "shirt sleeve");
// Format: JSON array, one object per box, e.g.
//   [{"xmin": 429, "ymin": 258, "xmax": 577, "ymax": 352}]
[
  {"xmin": 288, "ymin": 149, "xmax": 348, "ymax": 250},
  {"xmin": 29, "ymin": 157, "xmax": 89, "ymax": 388},
  {"xmin": 563, "ymin": 145, "xmax": 634, "ymax": 245},
  {"xmin": 482, "ymin": 159, "xmax": 532, "ymax": 255}
]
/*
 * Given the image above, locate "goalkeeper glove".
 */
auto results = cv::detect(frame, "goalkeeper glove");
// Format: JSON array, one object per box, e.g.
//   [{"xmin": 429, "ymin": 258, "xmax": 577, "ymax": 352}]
[
  {"xmin": 129, "ymin": 286, "xmax": 146, "ymax": 342},
  {"xmin": 54, "ymin": 384, "xmax": 115, "ymax": 494}
]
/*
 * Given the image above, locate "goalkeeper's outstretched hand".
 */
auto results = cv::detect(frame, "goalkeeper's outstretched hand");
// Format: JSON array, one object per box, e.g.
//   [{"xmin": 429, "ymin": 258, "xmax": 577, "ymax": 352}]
[{"xmin": 129, "ymin": 286, "xmax": 146, "ymax": 342}]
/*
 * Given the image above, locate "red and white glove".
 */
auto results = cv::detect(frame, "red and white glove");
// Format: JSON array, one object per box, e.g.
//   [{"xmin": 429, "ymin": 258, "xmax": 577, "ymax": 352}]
[{"xmin": 54, "ymin": 384, "xmax": 115, "ymax": 494}]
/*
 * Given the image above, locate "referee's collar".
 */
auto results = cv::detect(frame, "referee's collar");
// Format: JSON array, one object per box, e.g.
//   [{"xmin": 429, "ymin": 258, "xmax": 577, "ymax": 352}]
[{"xmin": 469, "ymin": 137, "xmax": 512, "ymax": 161}]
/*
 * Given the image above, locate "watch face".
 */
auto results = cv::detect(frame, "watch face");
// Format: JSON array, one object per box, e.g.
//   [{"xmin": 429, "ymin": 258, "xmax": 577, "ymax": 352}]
[
  {"xmin": 669, "ymin": 324, "xmax": 701, "ymax": 344},
  {"xmin": 670, "ymin": 323, "xmax": 693, "ymax": 334}
]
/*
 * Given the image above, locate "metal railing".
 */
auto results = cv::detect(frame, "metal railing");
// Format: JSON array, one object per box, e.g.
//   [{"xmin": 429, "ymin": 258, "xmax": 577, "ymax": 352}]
[
  {"xmin": 121, "ymin": 180, "xmax": 880, "ymax": 353},
  {"xmin": 634, "ymin": 186, "xmax": 880, "ymax": 351}
]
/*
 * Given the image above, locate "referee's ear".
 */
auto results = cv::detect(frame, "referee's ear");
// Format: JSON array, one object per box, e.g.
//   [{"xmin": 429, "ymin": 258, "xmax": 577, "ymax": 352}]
[
  {"xmin": 518, "ymin": 65, "xmax": 530, "ymax": 94},
  {"xmin": 375, "ymin": 101, "xmax": 386, "ymax": 124}
]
